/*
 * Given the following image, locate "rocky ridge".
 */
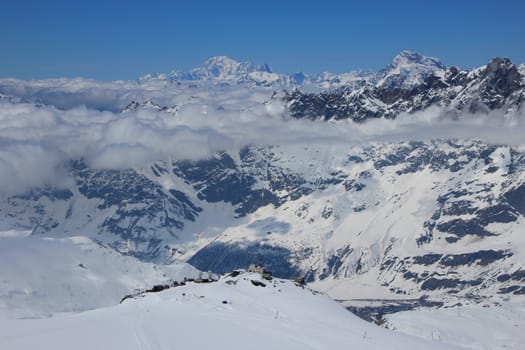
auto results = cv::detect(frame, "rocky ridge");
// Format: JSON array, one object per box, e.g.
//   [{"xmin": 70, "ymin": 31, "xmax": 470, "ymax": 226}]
[{"xmin": 285, "ymin": 56, "xmax": 524, "ymax": 121}]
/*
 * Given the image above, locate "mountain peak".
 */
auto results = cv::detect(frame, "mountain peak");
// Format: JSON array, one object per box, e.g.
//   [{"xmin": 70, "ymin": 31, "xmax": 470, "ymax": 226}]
[
  {"xmin": 478, "ymin": 57, "xmax": 522, "ymax": 98},
  {"xmin": 202, "ymin": 55, "xmax": 241, "ymax": 67},
  {"xmin": 375, "ymin": 50, "xmax": 446, "ymax": 89},
  {"xmin": 485, "ymin": 57, "xmax": 515, "ymax": 73},
  {"xmin": 395, "ymin": 50, "xmax": 424, "ymax": 60},
  {"xmin": 391, "ymin": 50, "xmax": 446, "ymax": 71},
  {"xmin": 191, "ymin": 56, "xmax": 273, "ymax": 80}
]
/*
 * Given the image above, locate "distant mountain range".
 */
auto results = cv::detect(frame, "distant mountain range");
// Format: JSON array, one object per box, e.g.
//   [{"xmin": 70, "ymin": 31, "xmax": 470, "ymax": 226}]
[
  {"xmin": 285, "ymin": 56, "xmax": 524, "ymax": 121},
  {"xmin": 131, "ymin": 51, "xmax": 524, "ymax": 123},
  {"xmin": 1, "ymin": 51, "xmax": 523, "ymax": 118},
  {"xmin": 137, "ymin": 51, "xmax": 449, "ymax": 91}
]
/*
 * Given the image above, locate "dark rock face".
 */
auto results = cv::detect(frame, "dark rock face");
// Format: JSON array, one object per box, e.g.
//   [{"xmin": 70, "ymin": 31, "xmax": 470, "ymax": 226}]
[
  {"xmin": 436, "ymin": 219, "xmax": 494, "ymax": 240},
  {"xmin": 499, "ymin": 285, "xmax": 525, "ymax": 295},
  {"xmin": 380, "ymin": 248, "xmax": 514, "ymax": 296},
  {"xmin": 343, "ymin": 180, "xmax": 366, "ymax": 192},
  {"xmin": 285, "ymin": 87, "xmax": 392, "ymax": 122},
  {"xmin": 187, "ymin": 241, "xmax": 300, "ymax": 278},
  {"xmin": 320, "ymin": 245, "xmax": 354, "ymax": 279},
  {"xmin": 4, "ymin": 160, "xmax": 205, "ymax": 261},
  {"xmin": 480, "ymin": 58, "xmax": 522, "ymax": 108},
  {"xmin": 73, "ymin": 161, "xmax": 203, "ymax": 259},
  {"xmin": 421, "ymin": 278, "xmax": 483, "ymax": 291},
  {"xmin": 173, "ymin": 147, "xmax": 313, "ymax": 217},
  {"xmin": 73, "ymin": 162, "xmax": 201, "ymax": 224},
  {"xmin": 173, "ymin": 151, "xmax": 278, "ymax": 217},
  {"xmin": 285, "ymin": 57, "xmax": 524, "ymax": 122},
  {"xmin": 8, "ymin": 188, "xmax": 73, "ymax": 234},
  {"xmin": 476, "ymin": 204, "xmax": 518, "ymax": 225},
  {"xmin": 439, "ymin": 250, "xmax": 513, "ymax": 267},
  {"xmin": 412, "ymin": 254, "xmax": 443, "ymax": 266},
  {"xmin": 12, "ymin": 188, "xmax": 74, "ymax": 202},
  {"xmin": 497, "ymin": 270, "xmax": 525, "ymax": 283},
  {"xmin": 504, "ymin": 184, "xmax": 525, "ymax": 215}
]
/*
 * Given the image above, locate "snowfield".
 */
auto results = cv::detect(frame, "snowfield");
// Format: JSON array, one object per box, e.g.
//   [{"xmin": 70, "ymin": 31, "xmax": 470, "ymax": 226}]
[
  {"xmin": 385, "ymin": 300, "xmax": 525, "ymax": 350},
  {"xmin": 0, "ymin": 233, "xmax": 198, "ymax": 319},
  {"xmin": 0, "ymin": 272, "xmax": 463, "ymax": 350}
]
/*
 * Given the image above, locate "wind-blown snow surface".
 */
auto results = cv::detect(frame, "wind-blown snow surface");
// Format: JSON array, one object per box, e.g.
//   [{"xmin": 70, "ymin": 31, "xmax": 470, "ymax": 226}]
[
  {"xmin": 0, "ymin": 272, "xmax": 462, "ymax": 350},
  {"xmin": 385, "ymin": 301, "xmax": 525, "ymax": 350},
  {"xmin": 0, "ymin": 232, "xmax": 198, "ymax": 319}
]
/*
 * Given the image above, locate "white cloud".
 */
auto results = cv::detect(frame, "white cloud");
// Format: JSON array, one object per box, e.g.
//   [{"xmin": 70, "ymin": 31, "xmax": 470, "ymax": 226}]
[
  {"xmin": 0, "ymin": 143, "xmax": 67, "ymax": 194},
  {"xmin": 0, "ymin": 79, "xmax": 524, "ymax": 194}
]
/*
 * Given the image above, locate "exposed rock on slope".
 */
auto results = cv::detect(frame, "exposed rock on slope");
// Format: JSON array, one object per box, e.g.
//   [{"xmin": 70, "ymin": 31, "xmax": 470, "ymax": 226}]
[{"xmin": 285, "ymin": 57, "xmax": 523, "ymax": 121}]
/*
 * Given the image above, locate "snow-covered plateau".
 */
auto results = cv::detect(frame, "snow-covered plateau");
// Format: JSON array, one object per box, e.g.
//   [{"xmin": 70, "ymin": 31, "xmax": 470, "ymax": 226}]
[{"xmin": 0, "ymin": 51, "xmax": 524, "ymax": 349}]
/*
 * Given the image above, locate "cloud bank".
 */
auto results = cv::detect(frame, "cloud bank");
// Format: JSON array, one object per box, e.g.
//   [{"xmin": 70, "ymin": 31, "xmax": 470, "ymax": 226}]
[{"xmin": 0, "ymin": 79, "xmax": 524, "ymax": 194}]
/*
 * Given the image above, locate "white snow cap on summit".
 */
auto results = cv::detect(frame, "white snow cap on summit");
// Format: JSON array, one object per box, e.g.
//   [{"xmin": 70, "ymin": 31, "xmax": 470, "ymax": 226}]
[
  {"xmin": 391, "ymin": 50, "xmax": 445, "ymax": 69},
  {"xmin": 519, "ymin": 63, "xmax": 525, "ymax": 77},
  {"xmin": 187, "ymin": 56, "xmax": 273, "ymax": 80},
  {"xmin": 375, "ymin": 50, "xmax": 446, "ymax": 89},
  {"xmin": 136, "ymin": 51, "xmax": 449, "ymax": 90}
]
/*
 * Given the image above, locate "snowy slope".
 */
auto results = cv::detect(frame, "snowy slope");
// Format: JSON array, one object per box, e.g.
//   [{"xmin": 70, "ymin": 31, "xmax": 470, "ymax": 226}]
[
  {"xmin": 181, "ymin": 141, "xmax": 525, "ymax": 304},
  {"xmin": 0, "ymin": 232, "xmax": 198, "ymax": 319},
  {"xmin": 0, "ymin": 271, "xmax": 463, "ymax": 350},
  {"xmin": 385, "ymin": 301, "xmax": 525, "ymax": 350},
  {"xmin": 2, "ymin": 140, "xmax": 525, "ymax": 306}
]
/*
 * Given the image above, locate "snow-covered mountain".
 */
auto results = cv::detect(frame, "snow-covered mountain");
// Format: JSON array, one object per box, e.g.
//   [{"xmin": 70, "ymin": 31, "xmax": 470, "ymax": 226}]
[
  {"xmin": 1, "ymin": 51, "xmax": 525, "ymax": 349},
  {"xmin": 137, "ymin": 51, "xmax": 445, "ymax": 91},
  {"xmin": 139, "ymin": 55, "xmax": 284, "ymax": 87},
  {"xmin": 183, "ymin": 56, "xmax": 274, "ymax": 81},
  {"xmin": 2, "ymin": 140, "xmax": 524, "ymax": 307},
  {"xmin": 122, "ymin": 99, "xmax": 178, "ymax": 114},
  {"xmin": 0, "ymin": 271, "xmax": 462, "ymax": 350},
  {"xmin": 0, "ymin": 50, "xmax": 450, "ymax": 109},
  {"xmin": 285, "ymin": 56, "xmax": 524, "ymax": 121},
  {"xmin": 138, "ymin": 51, "xmax": 374, "ymax": 91},
  {"xmin": 374, "ymin": 50, "xmax": 446, "ymax": 89}
]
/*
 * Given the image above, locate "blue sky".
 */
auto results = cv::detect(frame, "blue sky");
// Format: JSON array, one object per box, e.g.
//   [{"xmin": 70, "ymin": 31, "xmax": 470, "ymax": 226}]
[{"xmin": 1, "ymin": 0, "xmax": 524, "ymax": 80}]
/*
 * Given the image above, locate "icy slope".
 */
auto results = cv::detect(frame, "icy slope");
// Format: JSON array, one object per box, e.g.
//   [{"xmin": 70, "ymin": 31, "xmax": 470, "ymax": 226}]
[
  {"xmin": 0, "ymin": 232, "xmax": 198, "ymax": 319},
  {"xmin": 0, "ymin": 272, "xmax": 463, "ymax": 350}
]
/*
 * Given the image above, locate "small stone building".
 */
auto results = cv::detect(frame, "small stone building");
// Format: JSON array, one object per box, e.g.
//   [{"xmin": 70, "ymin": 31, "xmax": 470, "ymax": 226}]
[{"xmin": 248, "ymin": 264, "xmax": 272, "ymax": 279}]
